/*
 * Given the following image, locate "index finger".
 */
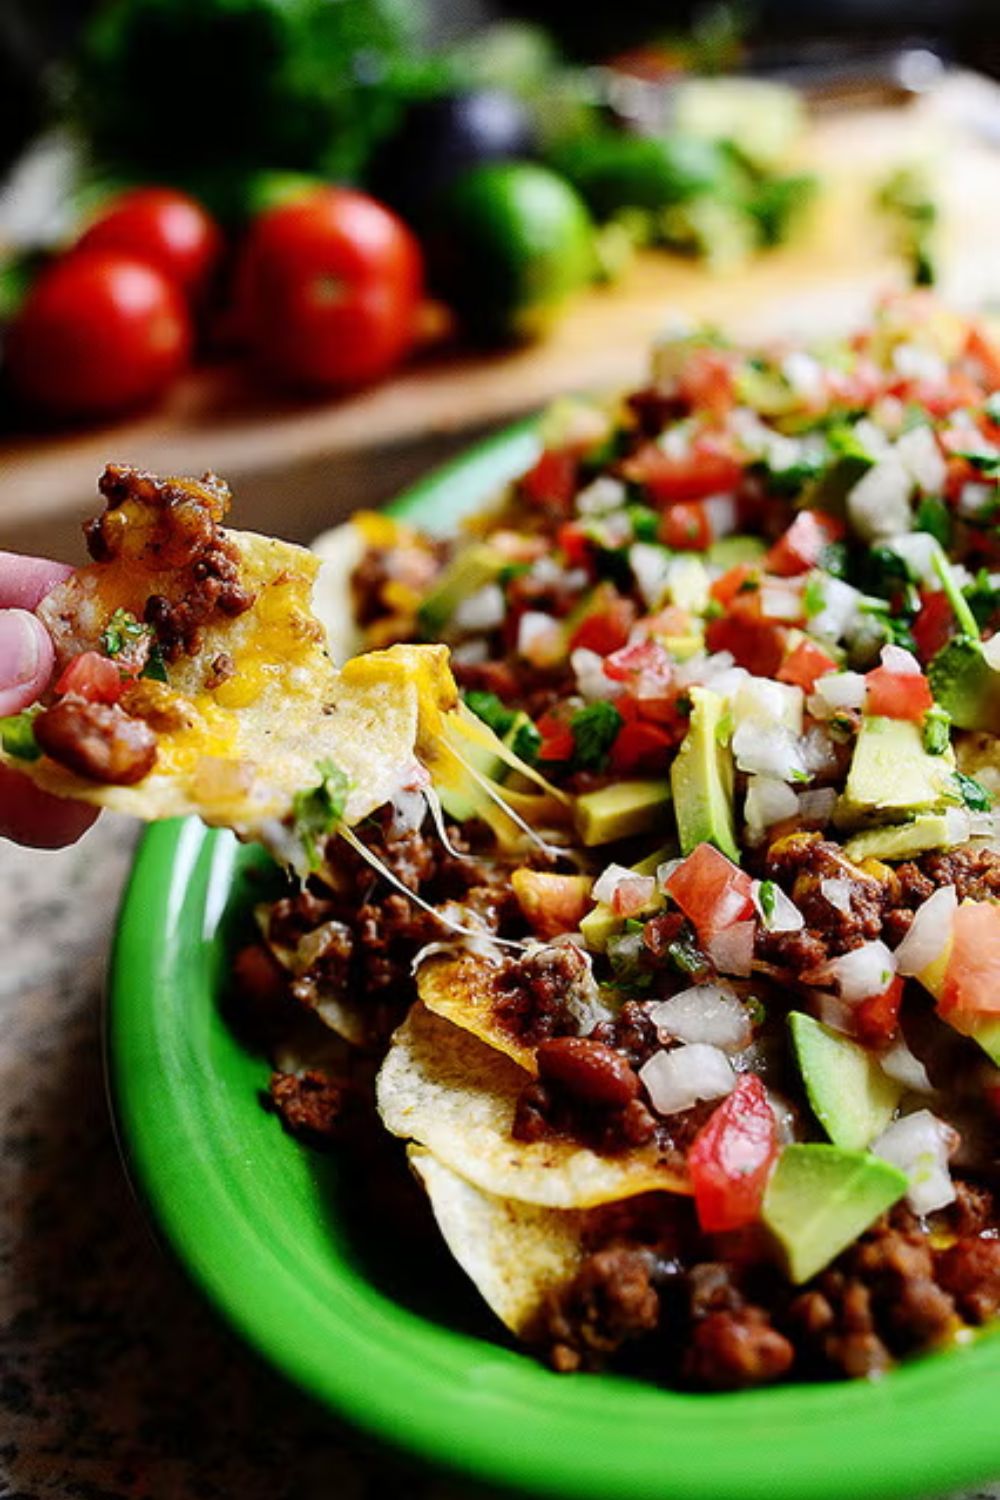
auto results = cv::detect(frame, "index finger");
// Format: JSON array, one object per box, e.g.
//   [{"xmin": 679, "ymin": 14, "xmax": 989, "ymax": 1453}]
[{"xmin": 0, "ymin": 551, "xmax": 74, "ymax": 612}]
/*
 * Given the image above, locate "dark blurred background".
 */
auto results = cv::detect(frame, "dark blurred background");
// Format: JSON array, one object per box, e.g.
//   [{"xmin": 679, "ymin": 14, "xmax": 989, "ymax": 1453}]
[{"xmin": 2, "ymin": 0, "xmax": 998, "ymax": 174}]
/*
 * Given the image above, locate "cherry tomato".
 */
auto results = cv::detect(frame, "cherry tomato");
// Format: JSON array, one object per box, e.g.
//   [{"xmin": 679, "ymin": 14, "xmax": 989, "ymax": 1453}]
[
  {"xmin": 55, "ymin": 651, "xmax": 127, "ymax": 704},
  {"xmin": 777, "ymin": 637, "xmax": 838, "ymax": 692},
  {"xmin": 664, "ymin": 842, "xmax": 754, "ymax": 944},
  {"xmin": 568, "ymin": 597, "xmax": 636, "ymax": 656},
  {"xmin": 687, "ymin": 1074, "xmax": 779, "ymax": 1233},
  {"xmin": 765, "ymin": 510, "xmax": 844, "ymax": 577},
  {"xmin": 75, "ymin": 188, "xmax": 223, "ymax": 306},
  {"xmin": 7, "ymin": 251, "xmax": 191, "ymax": 419},
  {"xmin": 521, "ymin": 449, "xmax": 578, "ymax": 515},
  {"xmin": 236, "ymin": 188, "xmax": 423, "ymax": 389},
  {"xmin": 864, "ymin": 665, "xmax": 934, "ymax": 721},
  {"xmin": 939, "ymin": 903, "xmax": 1000, "ymax": 1019}
]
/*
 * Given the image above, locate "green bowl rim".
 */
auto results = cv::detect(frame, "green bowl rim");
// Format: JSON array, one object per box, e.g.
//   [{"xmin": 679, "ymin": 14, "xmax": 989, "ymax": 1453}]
[{"xmin": 107, "ymin": 421, "xmax": 1000, "ymax": 1500}]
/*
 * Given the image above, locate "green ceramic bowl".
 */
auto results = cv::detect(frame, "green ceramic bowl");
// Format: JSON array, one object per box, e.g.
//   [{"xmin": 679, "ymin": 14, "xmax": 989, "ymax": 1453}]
[{"xmin": 109, "ymin": 424, "xmax": 1000, "ymax": 1500}]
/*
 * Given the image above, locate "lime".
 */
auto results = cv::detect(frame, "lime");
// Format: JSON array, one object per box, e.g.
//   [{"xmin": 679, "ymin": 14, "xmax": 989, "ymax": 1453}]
[{"xmin": 431, "ymin": 161, "xmax": 595, "ymax": 343}]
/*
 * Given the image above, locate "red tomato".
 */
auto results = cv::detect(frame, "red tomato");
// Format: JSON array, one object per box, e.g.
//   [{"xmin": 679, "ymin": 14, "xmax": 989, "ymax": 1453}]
[
  {"xmin": 939, "ymin": 903, "xmax": 1000, "ymax": 1018},
  {"xmin": 556, "ymin": 520, "xmax": 592, "ymax": 568},
  {"xmin": 236, "ymin": 188, "xmax": 423, "ymax": 389},
  {"xmin": 523, "ymin": 449, "xmax": 578, "ymax": 515},
  {"xmin": 965, "ymin": 323, "xmax": 1000, "ymax": 387},
  {"xmin": 55, "ymin": 651, "xmax": 127, "ymax": 704},
  {"xmin": 912, "ymin": 591, "xmax": 956, "ymax": 664},
  {"xmin": 536, "ymin": 713, "xmax": 575, "ymax": 762},
  {"xmin": 864, "ymin": 666, "xmax": 934, "ymax": 721},
  {"xmin": 569, "ymin": 597, "xmax": 636, "ymax": 656},
  {"xmin": 687, "ymin": 1075, "xmax": 779, "ymax": 1233},
  {"xmin": 664, "ymin": 842, "xmax": 754, "ymax": 943},
  {"xmin": 705, "ymin": 603, "xmax": 788, "ymax": 679},
  {"xmin": 710, "ymin": 563, "xmax": 759, "ymax": 608},
  {"xmin": 777, "ymin": 638, "xmax": 838, "ymax": 692},
  {"xmin": 611, "ymin": 874, "xmax": 657, "ymax": 918},
  {"xmin": 765, "ymin": 510, "xmax": 844, "ymax": 577},
  {"xmin": 6, "ymin": 251, "xmax": 191, "ymax": 418},
  {"xmin": 609, "ymin": 719, "xmax": 677, "ymax": 774},
  {"xmin": 678, "ymin": 348, "xmax": 736, "ymax": 421},
  {"xmin": 624, "ymin": 437, "xmax": 743, "ymax": 504},
  {"xmin": 659, "ymin": 502, "xmax": 713, "ymax": 551},
  {"xmin": 855, "ymin": 975, "xmax": 904, "ymax": 1047},
  {"xmin": 639, "ymin": 604, "xmax": 691, "ymax": 636},
  {"xmin": 604, "ymin": 638, "xmax": 671, "ymax": 683},
  {"xmin": 75, "ymin": 188, "xmax": 223, "ymax": 305},
  {"xmin": 511, "ymin": 869, "xmax": 592, "ymax": 940}
]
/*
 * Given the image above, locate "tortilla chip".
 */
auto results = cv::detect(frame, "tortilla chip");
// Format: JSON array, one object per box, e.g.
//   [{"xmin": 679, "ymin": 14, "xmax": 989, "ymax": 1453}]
[
  {"xmin": 417, "ymin": 952, "xmax": 539, "ymax": 1072},
  {"xmin": 408, "ymin": 1146, "xmax": 589, "ymax": 1336},
  {"xmin": 376, "ymin": 1003, "xmax": 689, "ymax": 1209}
]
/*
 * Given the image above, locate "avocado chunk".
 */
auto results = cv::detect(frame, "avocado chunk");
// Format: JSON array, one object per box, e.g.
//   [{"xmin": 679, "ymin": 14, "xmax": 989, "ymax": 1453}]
[
  {"xmin": 789, "ymin": 1012, "xmax": 902, "ymax": 1151},
  {"xmin": 706, "ymin": 534, "xmax": 766, "ymax": 570},
  {"xmin": 579, "ymin": 844, "xmax": 671, "ymax": 952},
  {"xmin": 670, "ymin": 687, "xmax": 738, "ymax": 861},
  {"xmin": 417, "ymin": 544, "xmax": 505, "ymax": 635},
  {"xmin": 929, "ymin": 636, "xmax": 1000, "ymax": 733},
  {"xmin": 762, "ymin": 1143, "xmax": 909, "ymax": 1283},
  {"xmin": 835, "ymin": 716, "xmax": 958, "ymax": 829},
  {"xmin": 969, "ymin": 1018, "xmax": 1000, "ymax": 1067},
  {"xmin": 574, "ymin": 779, "xmax": 671, "ymax": 846},
  {"xmin": 842, "ymin": 812, "xmax": 956, "ymax": 863}
]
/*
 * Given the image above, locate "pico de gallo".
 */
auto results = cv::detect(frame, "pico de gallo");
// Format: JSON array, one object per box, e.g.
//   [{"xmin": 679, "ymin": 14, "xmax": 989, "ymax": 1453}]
[{"xmin": 238, "ymin": 294, "xmax": 1000, "ymax": 1390}]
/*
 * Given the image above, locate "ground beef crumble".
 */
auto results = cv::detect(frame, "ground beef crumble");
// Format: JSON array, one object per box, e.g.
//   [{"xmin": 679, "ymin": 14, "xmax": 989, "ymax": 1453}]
[{"xmin": 267, "ymin": 1069, "xmax": 352, "ymax": 1147}]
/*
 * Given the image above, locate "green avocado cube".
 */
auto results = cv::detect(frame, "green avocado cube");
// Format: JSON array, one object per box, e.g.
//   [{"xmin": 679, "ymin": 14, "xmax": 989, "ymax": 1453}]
[
  {"xmin": 842, "ymin": 812, "xmax": 955, "ymax": 863},
  {"xmin": 670, "ymin": 687, "xmax": 738, "ymax": 861},
  {"xmin": 762, "ymin": 1143, "xmax": 909, "ymax": 1284},
  {"xmin": 574, "ymin": 779, "xmax": 672, "ymax": 847},
  {"xmin": 788, "ymin": 1012, "xmax": 902, "ymax": 1151},
  {"xmin": 417, "ymin": 544, "xmax": 505, "ymax": 635},
  {"xmin": 835, "ymin": 716, "xmax": 958, "ymax": 829}
]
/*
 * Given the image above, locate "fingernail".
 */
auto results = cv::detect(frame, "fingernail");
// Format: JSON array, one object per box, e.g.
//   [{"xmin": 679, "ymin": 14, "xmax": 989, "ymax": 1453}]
[{"xmin": 0, "ymin": 609, "xmax": 45, "ymax": 688}]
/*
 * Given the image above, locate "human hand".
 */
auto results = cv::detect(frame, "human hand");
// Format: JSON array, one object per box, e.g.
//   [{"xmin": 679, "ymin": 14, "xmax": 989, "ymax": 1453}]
[{"xmin": 0, "ymin": 550, "xmax": 98, "ymax": 848}]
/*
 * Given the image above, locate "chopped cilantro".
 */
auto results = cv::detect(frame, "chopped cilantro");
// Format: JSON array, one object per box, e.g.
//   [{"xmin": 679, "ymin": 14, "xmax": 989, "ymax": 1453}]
[
  {"xmin": 142, "ymin": 644, "xmax": 168, "ymax": 683},
  {"xmin": 498, "ymin": 561, "xmax": 531, "ymax": 588},
  {"xmin": 625, "ymin": 502, "xmax": 660, "ymax": 543},
  {"xmin": 914, "ymin": 495, "xmax": 953, "ymax": 548},
  {"xmin": 818, "ymin": 540, "xmax": 849, "ymax": 580},
  {"xmin": 292, "ymin": 759, "xmax": 350, "ymax": 870},
  {"xmin": 757, "ymin": 879, "xmax": 777, "ymax": 921},
  {"xmin": 101, "ymin": 607, "xmax": 168, "ymax": 682},
  {"xmin": 923, "ymin": 704, "xmax": 952, "ymax": 756},
  {"xmin": 666, "ymin": 936, "xmax": 707, "ymax": 979},
  {"xmin": 954, "ymin": 771, "xmax": 993, "ymax": 813},
  {"xmin": 802, "ymin": 575, "xmax": 826, "ymax": 619},
  {"xmin": 464, "ymin": 690, "xmax": 516, "ymax": 739},
  {"xmin": 754, "ymin": 452, "xmax": 825, "ymax": 497},
  {"xmin": 0, "ymin": 708, "xmax": 41, "ymax": 762},
  {"xmin": 511, "ymin": 719, "xmax": 541, "ymax": 765},
  {"xmin": 963, "ymin": 568, "xmax": 1000, "ymax": 631},
  {"xmin": 607, "ymin": 929, "xmax": 652, "ymax": 990},
  {"xmin": 827, "ymin": 423, "xmax": 874, "ymax": 464},
  {"xmin": 570, "ymin": 701, "xmax": 623, "ymax": 771}
]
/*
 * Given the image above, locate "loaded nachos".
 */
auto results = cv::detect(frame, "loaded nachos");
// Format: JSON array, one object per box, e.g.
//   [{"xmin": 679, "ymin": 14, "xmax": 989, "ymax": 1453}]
[{"xmin": 12, "ymin": 293, "xmax": 1000, "ymax": 1390}]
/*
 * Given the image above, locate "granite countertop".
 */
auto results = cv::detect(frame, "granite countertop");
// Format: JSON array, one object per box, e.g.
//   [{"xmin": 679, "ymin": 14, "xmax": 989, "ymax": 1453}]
[{"xmin": 1, "ymin": 816, "xmax": 999, "ymax": 1500}]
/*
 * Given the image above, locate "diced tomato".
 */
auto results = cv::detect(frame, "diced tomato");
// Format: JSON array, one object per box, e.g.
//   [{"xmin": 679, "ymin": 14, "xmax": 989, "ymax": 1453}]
[
  {"xmin": 611, "ymin": 874, "xmax": 658, "ymax": 918},
  {"xmin": 510, "ymin": 869, "xmax": 593, "ymax": 941},
  {"xmin": 535, "ymin": 713, "xmax": 575, "ymax": 763},
  {"xmin": 765, "ymin": 510, "xmax": 844, "ymax": 577},
  {"xmin": 664, "ymin": 842, "xmax": 754, "ymax": 943},
  {"xmin": 709, "ymin": 562, "xmax": 759, "ymax": 608},
  {"xmin": 678, "ymin": 348, "xmax": 736, "ymax": 421},
  {"xmin": 965, "ymin": 323, "xmax": 1000, "ymax": 387},
  {"xmin": 855, "ymin": 974, "xmax": 905, "ymax": 1047},
  {"xmin": 568, "ymin": 597, "xmax": 636, "ymax": 656},
  {"xmin": 557, "ymin": 521, "xmax": 593, "ymax": 570},
  {"xmin": 624, "ymin": 437, "xmax": 743, "ymax": 505},
  {"xmin": 520, "ymin": 448, "xmax": 577, "ymax": 514},
  {"xmin": 939, "ymin": 903, "xmax": 1000, "ymax": 1018},
  {"xmin": 687, "ymin": 1074, "xmax": 779, "ymax": 1233},
  {"xmin": 639, "ymin": 604, "xmax": 691, "ymax": 637},
  {"xmin": 777, "ymin": 638, "xmax": 838, "ymax": 692},
  {"xmin": 864, "ymin": 665, "xmax": 934, "ymax": 721},
  {"xmin": 705, "ymin": 605, "xmax": 788, "ymax": 679},
  {"xmin": 609, "ymin": 719, "xmax": 678, "ymax": 774},
  {"xmin": 604, "ymin": 638, "xmax": 671, "ymax": 683},
  {"xmin": 55, "ymin": 650, "xmax": 127, "ymax": 704},
  {"xmin": 912, "ymin": 590, "xmax": 956, "ymax": 664},
  {"xmin": 659, "ymin": 502, "xmax": 713, "ymax": 551}
]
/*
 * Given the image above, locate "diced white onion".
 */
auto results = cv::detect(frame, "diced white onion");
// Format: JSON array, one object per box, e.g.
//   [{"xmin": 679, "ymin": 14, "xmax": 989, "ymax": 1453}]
[
  {"xmin": 847, "ymin": 456, "xmax": 914, "ymax": 542},
  {"xmin": 387, "ymin": 786, "xmax": 428, "ymax": 838},
  {"xmin": 571, "ymin": 647, "xmax": 622, "ymax": 702},
  {"xmin": 816, "ymin": 992, "xmax": 856, "ymax": 1034},
  {"xmin": 815, "ymin": 670, "xmax": 868, "ymax": 711},
  {"xmin": 958, "ymin": 482, "xmax": 997, "ymax": 520},
  {"xmin": 576, "ymin": 476, "xmax": 626, "ymax": 515},
  {"xmin": 809, "ymin": 575, "xmax": 864, "ymax": 644},
  {"xmin": 892, "ymin": 345, "xmax": 947, "ymax": 387},
  {"xmin": 707, "ymin": 919, "xmax": 755, "ymax": 977},
  {"xmin": 879, "ymin": 1038, "xmax": 935, "ymax": 1094},
  {"xmin": 894, "ymin": 884, "xmax": 957, "ymax": 976},
  {"xmin": 880, "ymin": 643, "xmax": 921, "ymax": 676},
  {"xmin": 452, "ymin": 584, "xmax": 506, "ymax": 633},
  {"xmin": 451, "ymin": 639, "xmax": 489, "ymax": 666},
  {"xmin": 752, "ymin": 879, "xmax": 804, "ymax": 932},
  {"xmin": 702, "ymin": 494, "xmax": 738, "ymax": 540},
  {"xmin": 733, "ymin": 722, "xmax": 808, "ymax": 781},
  {"xmin": 649, "ymin": 985, "xmax": 752, "ymax": 1051},
  {"xmin": 871, "ymin": 1110, "xmax": 956, "ymax": 1215},
  {"xmin": 944, "ymin": 807, "xmax": 973, "ymax": 845},
  {"xmin": 829, "ymin": 940, "xmax": 896, "ymax": 1002},
  {"xmin": 782, "ymin": 350, "xmax": 826, "ymax": 402},
  {"xmin": 821, "ymin": 877, "xmax": 853, "ymax": 914},
  {"xmin": 760, "ymin": 582, "xmax": 804, "ymax": 621},
  {"xmin": 883, "ymin": 531, "xmax": 940, "ymax": 590},
  {"xmin": 666, "ymin": 556, "xmax": 711, "ymax": 613},
  {"xmin": 733, "ymin": 676, "xmax": 804, "ymax": 734},
  {"xmin": 800, "ymin": 727, "xmax": 838, "ymax": 779},
  {"xmin": 639, "ymin": 1043, "xmax": 735, "ymax": 1116},
  {"xmin": 796, "ymin": 786, "xmax": 838, "ymax": 824},
  {"xmin": 745, "ymin": 776, "xmax": 799, "ymax": 835},
  {"xmin": 629, "ymin": 543, "xmax": 673, "ymax": 609},
  {"xmin": 894, "ymin": 422, "xmax": 947, "ymax": 493},
  {"xmin": 517, "ymin": 611, "xmax": 561, "ymax": 663},
  {"xmin": 591, "ymin": 863, "xmax": 636, "ymax": 905}
]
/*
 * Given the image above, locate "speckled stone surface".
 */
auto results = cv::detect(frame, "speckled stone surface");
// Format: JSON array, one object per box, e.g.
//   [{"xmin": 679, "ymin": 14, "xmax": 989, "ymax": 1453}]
[{"xmin": 1, "ymin": 816, "xmax": 998, "ymax": 1500}]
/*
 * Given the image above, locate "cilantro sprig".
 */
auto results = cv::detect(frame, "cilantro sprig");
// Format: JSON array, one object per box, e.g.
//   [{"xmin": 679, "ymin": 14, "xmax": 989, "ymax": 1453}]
[{"xmin": 570, "ymin": 701, "xmax": 623, "ymax": 771}]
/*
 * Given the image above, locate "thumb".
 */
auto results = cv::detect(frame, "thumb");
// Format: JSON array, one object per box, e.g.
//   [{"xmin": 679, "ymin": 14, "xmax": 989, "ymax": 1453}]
[{"xmin": 0, "ymin": 609, "xmax": 55, "ymax": 717}]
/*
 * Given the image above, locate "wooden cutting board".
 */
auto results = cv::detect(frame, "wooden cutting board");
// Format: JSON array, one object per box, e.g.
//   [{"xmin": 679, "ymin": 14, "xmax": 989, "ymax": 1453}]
[{"xmin": 2, "ymin": 69, "xmax": 1000, "ymax": 561}]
